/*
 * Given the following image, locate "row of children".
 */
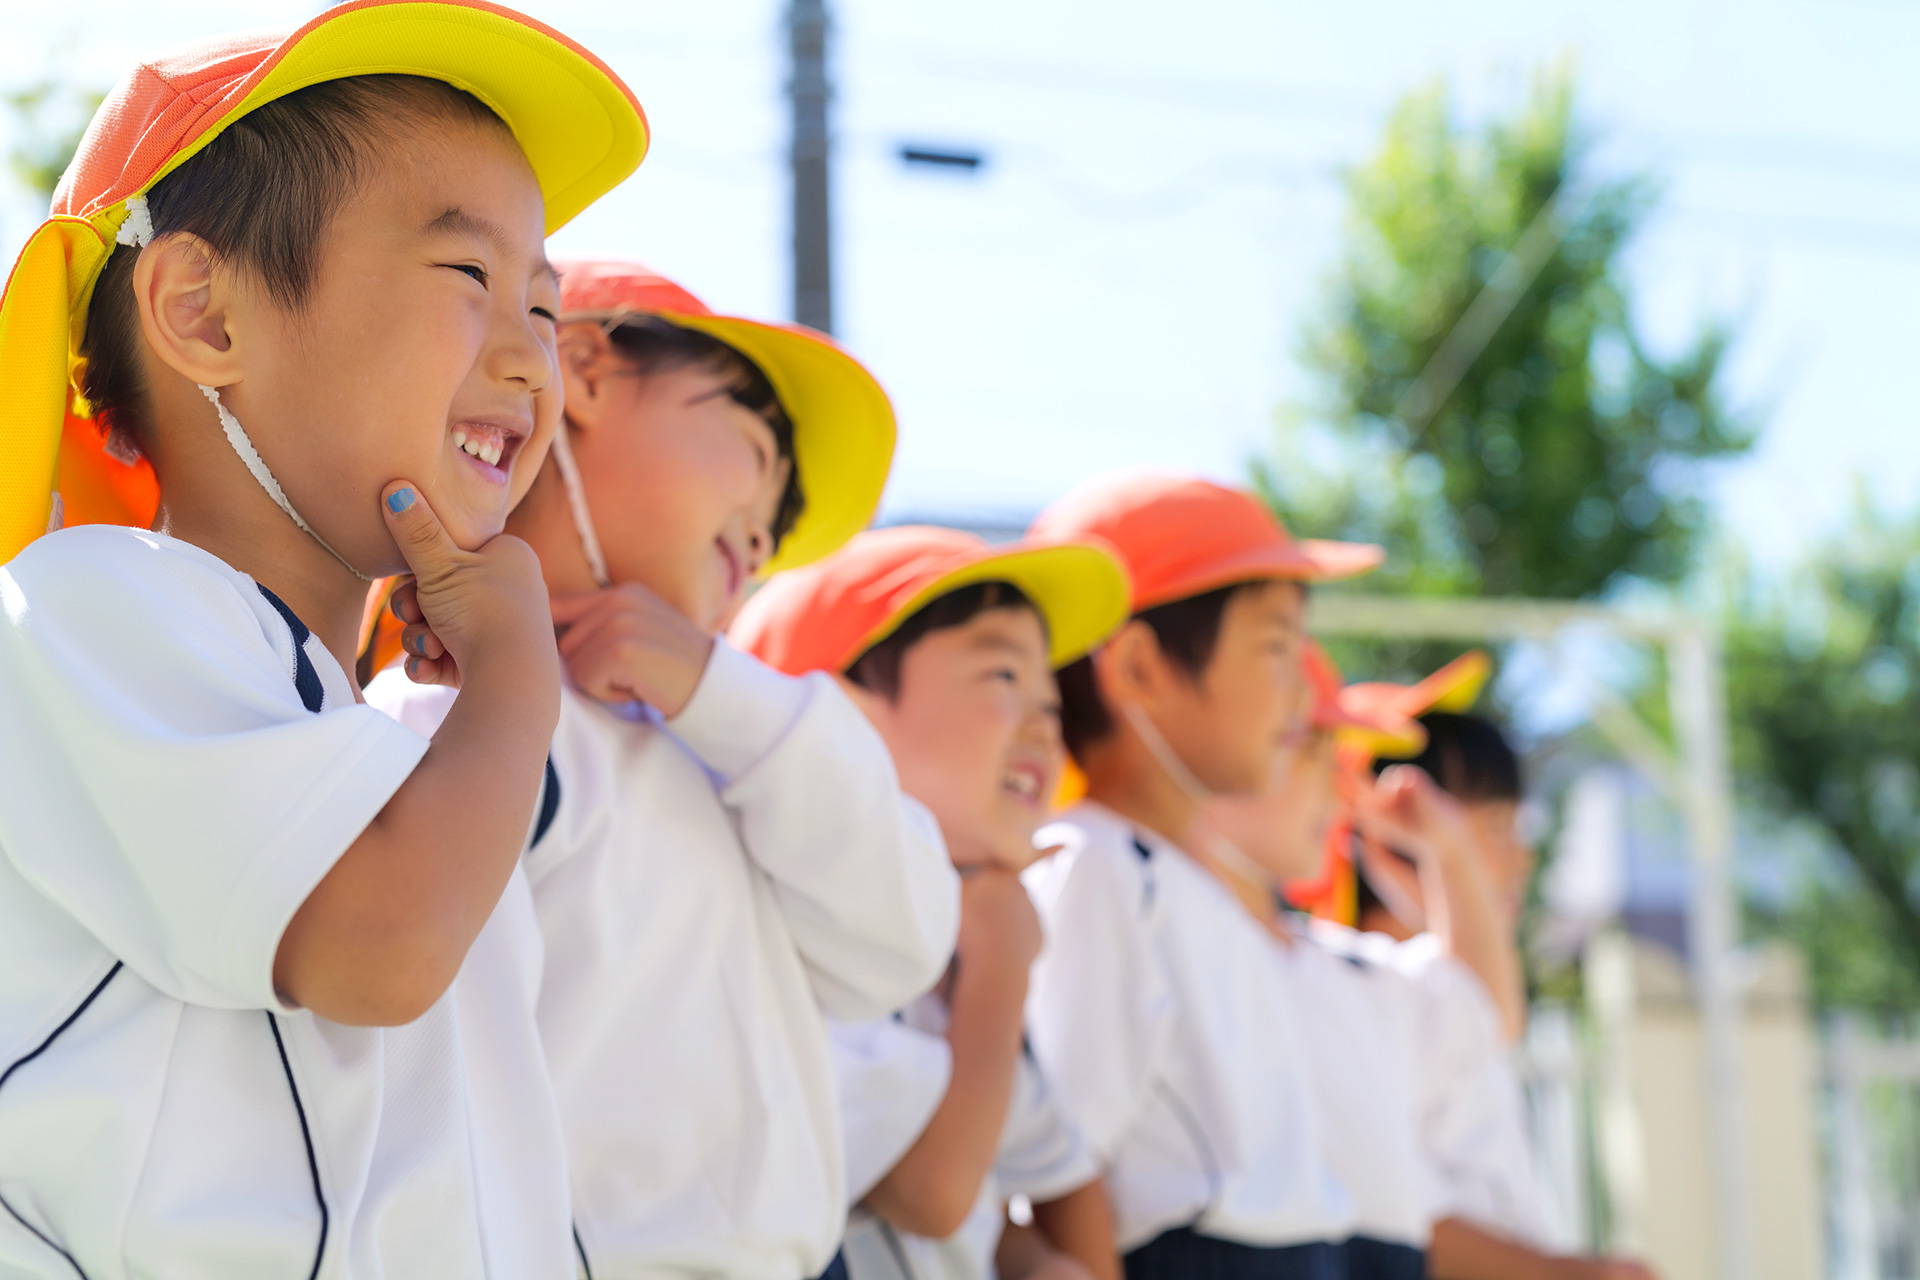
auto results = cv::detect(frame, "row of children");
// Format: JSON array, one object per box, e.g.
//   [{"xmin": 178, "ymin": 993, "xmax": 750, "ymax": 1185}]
[{"xmin": 0, "ymin": 3, "xmax": 1661, "ymax": 1278}]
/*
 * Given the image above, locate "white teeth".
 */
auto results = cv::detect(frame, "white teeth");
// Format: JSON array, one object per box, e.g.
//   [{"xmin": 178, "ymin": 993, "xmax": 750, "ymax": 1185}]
[{"xmin": 456, "ymin": 431, "xmax": 507, "ymax": 467}]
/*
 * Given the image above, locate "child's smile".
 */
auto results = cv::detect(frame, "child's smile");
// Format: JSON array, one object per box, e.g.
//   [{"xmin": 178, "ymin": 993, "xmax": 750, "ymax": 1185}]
[{"xmin": 450, "ymin": 415, "xmax": 530, "ymax": 485}]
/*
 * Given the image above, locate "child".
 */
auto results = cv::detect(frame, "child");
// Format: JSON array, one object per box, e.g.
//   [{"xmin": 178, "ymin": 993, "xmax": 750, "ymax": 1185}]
[
  {"xmin": 731, "ymin": 525, "xmax": 1132, "ymax": 1280},
  {"xmin": 366, "ymin": 262, "xmax": 960, "ymax": 1280},
  {"xmin": 0, "ymin": 6, "xmax": 644, "ymax": 1275},
  {"xmin": 1201, "ymin": 649, "xmax": 1524, "ymax": 1280},
  {"xmin": 1018, "ymin": 471, "xmax": 1382, "ymax": 1280},
  {"xmin": 1358, "ymin": 713, "xmax": 1660, "ymax": 1280}
]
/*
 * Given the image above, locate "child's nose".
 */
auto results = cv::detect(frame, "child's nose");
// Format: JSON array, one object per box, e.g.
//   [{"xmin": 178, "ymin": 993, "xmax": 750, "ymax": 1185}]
[{"xmin": 744, "ymin": 522, "xmax": 772, "ymax": 574}]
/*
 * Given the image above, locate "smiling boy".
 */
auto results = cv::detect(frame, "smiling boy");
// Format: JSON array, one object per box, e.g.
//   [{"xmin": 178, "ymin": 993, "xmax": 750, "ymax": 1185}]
[
  {"xmin": 0, "ymin": 6, "xmax": 644, "ymax": 1275},
  {"xmin": 733, "ymin": 525, "xmax": 1132, "ymax": 1280},
  {"xmin": 367, "ymin": 262, "xmax": 959, "ymax": 1280}
]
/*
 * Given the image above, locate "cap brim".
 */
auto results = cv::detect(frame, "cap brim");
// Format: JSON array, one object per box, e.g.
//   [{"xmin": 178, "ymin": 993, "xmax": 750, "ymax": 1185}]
[
  {"xmin": 1401, "ymin": 650, "xmax": 1492, "ymax": 717},
  {"xmin": 655, "ymin": 313, "xmax": 895, "ymax": 573},
  {"xmin": 859, "ymin": 542, "xmax": 1131, "ymax": 671},
  {"xmin": 155, "ymin": 0, "xmax": 649, "ymax": 236},
  {"xmin": 1335, "ymin": 719, "xmax": 1430, "ymax": 759},
  {"xmin": 1135, "ymin": 537, "xmax": 1383, "ymax": 609}
]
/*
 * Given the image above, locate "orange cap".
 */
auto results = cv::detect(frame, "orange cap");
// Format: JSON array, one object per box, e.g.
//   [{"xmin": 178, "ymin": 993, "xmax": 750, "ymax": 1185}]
[
  {"xmin": 1027, "ymin": 470, "xmax": 1383, "ymax": 612},
  {"xmin": 731, "ymin": 525, "xmax": 1130, "ymax": 676},
  {"xmin": 556, "ymin": 259, "xmax": 894, "ymax": 574},
  {"xmin": 1303, "ymin": 643, "xmax": 1424, "ymax": 751},
  {"xmin": 1338, "ymin": 650, "xmax": 1492, "ymax": 762},
  {"xmin": 1, "ymin": 0, "xmax": 648, "ymax": 561}
]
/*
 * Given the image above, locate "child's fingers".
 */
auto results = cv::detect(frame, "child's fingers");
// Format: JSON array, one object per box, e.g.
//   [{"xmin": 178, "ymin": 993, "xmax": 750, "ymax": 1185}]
[
  {"xmin": 556, "ymin": 628, "xmax": 637, "ymax": 704},
  {"xmin": 554, "ymin": 597, "xmax": 639, "ymax": 662},
  {"xmin": 404, "ymin": 652, "xmax": 462, "ymax": 690},
  {"xmin": 399, "ymin": 621, "xmax": 446, "ymax": 662},
  {"xmin": 549, "ymin": 591, "xmax": 614, "ymax": 625},
  {"xmin": 380, "ymin": 482, "xmax": 465, "ymax": 586},
  {"xmin": 388, "ymin": 578, "xmax": 424, "ymax": 626}
]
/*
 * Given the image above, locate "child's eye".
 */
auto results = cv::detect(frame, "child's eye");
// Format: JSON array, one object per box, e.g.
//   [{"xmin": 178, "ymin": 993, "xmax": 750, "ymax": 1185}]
[
  {"xmin": 531, "ymin": 306, "xmax": 556, "ymax": 322},
  {"xmin": 446, "ymin": 263, "xmax": 489, "ymax": 287}
]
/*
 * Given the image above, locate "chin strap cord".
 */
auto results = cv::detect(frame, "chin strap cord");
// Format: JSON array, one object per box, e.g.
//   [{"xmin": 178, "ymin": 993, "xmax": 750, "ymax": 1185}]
[
  {"xmin": 1118, "ymin": 703, "xmax": 1274, "ymax": 893},
  {"xmin": 198, "ymin": 384, "xmax": 370, "ymax": 582},
  {"xmin": 548, "ymin": 423, "xmax": 611, "ymax": 589}
]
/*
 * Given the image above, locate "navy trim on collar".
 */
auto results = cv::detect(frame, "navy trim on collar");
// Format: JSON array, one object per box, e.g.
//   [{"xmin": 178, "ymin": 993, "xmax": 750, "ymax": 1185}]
[
  {"xmin": 257, "ymin": 585, "xmax": 325, "ymax": 714},
  {"xmin": 531, "ymin": 757, "xmax": 562, "ymax": 849}
]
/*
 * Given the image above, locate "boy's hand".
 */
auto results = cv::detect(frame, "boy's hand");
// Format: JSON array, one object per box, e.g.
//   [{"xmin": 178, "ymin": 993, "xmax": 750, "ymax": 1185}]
[
  {"xmin": 956, "ymin": 867, "xmax": 1045, "ymax": 980},
  {"xmin": 380, "ymin": 483, "xmax": 554, "ymax": 691},
  {"xmin": 549, "ymin": 582, "xmax": 716, "ymax": 717},
  {"xmin": 1352, "ymin": 764, "xmax": 1475, "ymax": 869}
]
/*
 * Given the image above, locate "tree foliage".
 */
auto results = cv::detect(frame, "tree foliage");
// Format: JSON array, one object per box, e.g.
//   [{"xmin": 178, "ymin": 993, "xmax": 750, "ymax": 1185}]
[
  {"xmin": 1728, "ymin": 498, "xmax": 1920, "ymax": 1010},
  {"xmin": 1262, "ymin": 68, "xmax": 1750, "ymax": 605},
  {"xmin": 6, "ymin": 77, "xmax": 103, "ymax": 202}
]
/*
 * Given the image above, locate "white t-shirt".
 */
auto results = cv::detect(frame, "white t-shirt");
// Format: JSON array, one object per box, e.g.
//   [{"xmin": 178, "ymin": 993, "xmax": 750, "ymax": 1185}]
[
  {"xmin": 370, "ymin": 640, "xmax": 961, "ymax": 1280},
  {"xmin": 1021, "ymin": 803, "xmax": 1353, "ymax": 1254},
  {"xmin": 1377, "ymin": 933, "xmax": 1558, "ymax": 1248},
  {"xmin": 834, "ymin": 991, "xmax": 1101, "ymax": 1280},
  {"xmin": 0, "ymin": 526, "xmax": 574, "ymax": 1279},
  {"xmin": 1279, "ymin": 921, "xmax": 1445, "ymax": 1250}
]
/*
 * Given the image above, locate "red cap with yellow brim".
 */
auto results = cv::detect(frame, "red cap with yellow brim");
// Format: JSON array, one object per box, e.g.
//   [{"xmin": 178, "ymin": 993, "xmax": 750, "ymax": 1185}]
[
  {"xmin": 731, "ymin": 525, "xmax": 1132, "ymax": 676},
  {"xmin": 0, "ymin": 0, "xmax": 648, "ymax": 562},
  {"xmin": 1337, "ymin": 650, "xmax": 1493, "ymax": 760},
  {"xmin": 1304, "ymin": 643, "xmax": 1429, "ymax": 758},
  {"xmin": 556, "ymin": 259, "xmax": 895, "ymax": 575}
]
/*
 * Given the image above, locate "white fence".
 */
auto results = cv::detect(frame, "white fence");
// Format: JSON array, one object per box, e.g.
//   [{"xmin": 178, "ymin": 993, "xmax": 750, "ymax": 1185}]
[{"xmin": 1516, "ymin": 996, "xmax": 1920, "ymax": 1280}]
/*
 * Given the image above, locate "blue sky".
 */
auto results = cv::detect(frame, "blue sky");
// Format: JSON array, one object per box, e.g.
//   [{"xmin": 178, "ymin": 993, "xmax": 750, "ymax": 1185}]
[{"xmin": 6, "ymin": 0, "xmax": 1917, "ymax": 573}]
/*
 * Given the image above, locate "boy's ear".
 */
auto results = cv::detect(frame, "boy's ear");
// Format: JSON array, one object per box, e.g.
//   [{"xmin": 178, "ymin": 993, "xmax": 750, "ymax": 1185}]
[
  {"xmin": 555, "ymin": 322, "xmax": 620, "ymax": 432},
  {"xmin": 132, "ymin": 234, "xmax": 242, "ymax": 388},
  {"xmin": 1096, "ymin": 619, "xmax": 1166, "ymax": 714}
]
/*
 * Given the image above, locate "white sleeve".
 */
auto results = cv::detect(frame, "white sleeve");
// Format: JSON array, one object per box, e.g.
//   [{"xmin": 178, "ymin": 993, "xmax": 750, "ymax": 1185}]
[
  {"xmin": 667, "ymin": 639, "xmax": 961, "ymax": 1019},
  {"xmin": 995, "ymin": 1052, "xmax": 1101, "ymax": 1202},
  {"xmin": 0, "ymin": 531, "xmax": 428, "ymax": 1010},
  {"xmin": 1023, "ymin": 831, "xmax": 1167, "ymax": 1163},
  {"xmin": 830, "ymin": 1016, "xmax": 953, "ymax": 1204},
  {"xmin": 1409, "ymin": 953, "xmax": 1557, "ymax": 1244}
]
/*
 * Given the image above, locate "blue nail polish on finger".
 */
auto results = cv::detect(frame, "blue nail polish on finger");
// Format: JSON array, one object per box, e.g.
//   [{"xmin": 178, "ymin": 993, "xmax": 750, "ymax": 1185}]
[{"xmin": 387, "ymin": 488, "xmax": 415, "ymax": 514}]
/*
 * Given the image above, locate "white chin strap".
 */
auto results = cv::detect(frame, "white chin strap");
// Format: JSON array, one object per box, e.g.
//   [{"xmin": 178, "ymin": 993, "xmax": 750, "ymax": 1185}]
[
  {"xmin": 547, "ymin": 423, "xmax": 611, "ymax": 589},
  {"xmin": 1119, "ymin": 703, "xmax": 1272, "ymax": 889},
  {"xmin": 198, "ymin": 383, "xmax": 369, "ymax": 582},
  {"xmin": 114, "ymin": 195, "xmax": 367, "ymax": 582}
]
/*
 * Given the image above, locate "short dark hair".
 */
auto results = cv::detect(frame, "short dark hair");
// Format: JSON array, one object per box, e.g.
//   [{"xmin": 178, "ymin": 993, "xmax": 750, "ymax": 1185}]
[
  {"xmin": 80, "ymin": 75, "xmax": 506, "ymax": 456},
  {"xmin": 844, "ymin": 579, "xmax": 1038, "ymax": 701},
  {"xmin": 1056, "ymin": 581, "xmax": 1266, "ymax": 759},
  {"xmin": 1377, "ymin": 710, "xmax": 1522, "ymax": 803},
  {"xmin": 598, "ymin": 316, "xmax": 806, "ymax": 546}
]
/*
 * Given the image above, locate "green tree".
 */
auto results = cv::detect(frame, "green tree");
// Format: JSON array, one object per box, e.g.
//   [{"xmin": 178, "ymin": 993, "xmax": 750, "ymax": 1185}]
[
  {"xmin": 1261, "ymin": 67, "xmax": 1750, "ymax": 607},
  {"xmin": 1728, "ymin": 497, "xmax": 1920, "ymax": 1010},
  {"xmin": 6, "ymin": 77, "xmax": 103, "ymax": 202}
]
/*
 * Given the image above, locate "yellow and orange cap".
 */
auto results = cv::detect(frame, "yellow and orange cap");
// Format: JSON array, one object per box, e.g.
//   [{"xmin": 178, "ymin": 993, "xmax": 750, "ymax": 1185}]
[
  {"xmin": 0, "ymin": 0, "xmax": 648, "ymax": 562},
  {"xmin": 557, "ymin": 259, "xmax": 895, "ymax": 575},
  {"xmin": 730, "ymin": 524, "xmax": 1131, "ymax": 677}
]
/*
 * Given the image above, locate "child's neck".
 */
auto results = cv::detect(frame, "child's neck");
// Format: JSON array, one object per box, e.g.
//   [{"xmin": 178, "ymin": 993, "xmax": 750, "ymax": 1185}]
[
  {"xmin": 1081, "ymin": 739, "xmax": 1201, "ymax": 855},
  {"xmin": 507, "ymin": 460, "xmax": 602, "ymax": 599},
  {"xmin": 154, "ymin": 461, "xmax": 373, "ymax": 693}
]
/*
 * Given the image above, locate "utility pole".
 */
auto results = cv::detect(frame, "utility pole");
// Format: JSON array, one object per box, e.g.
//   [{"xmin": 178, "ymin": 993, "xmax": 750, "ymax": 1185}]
[{"xmin": 787, "ymin": 0, "xmax": 832, "ymax": 334}]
